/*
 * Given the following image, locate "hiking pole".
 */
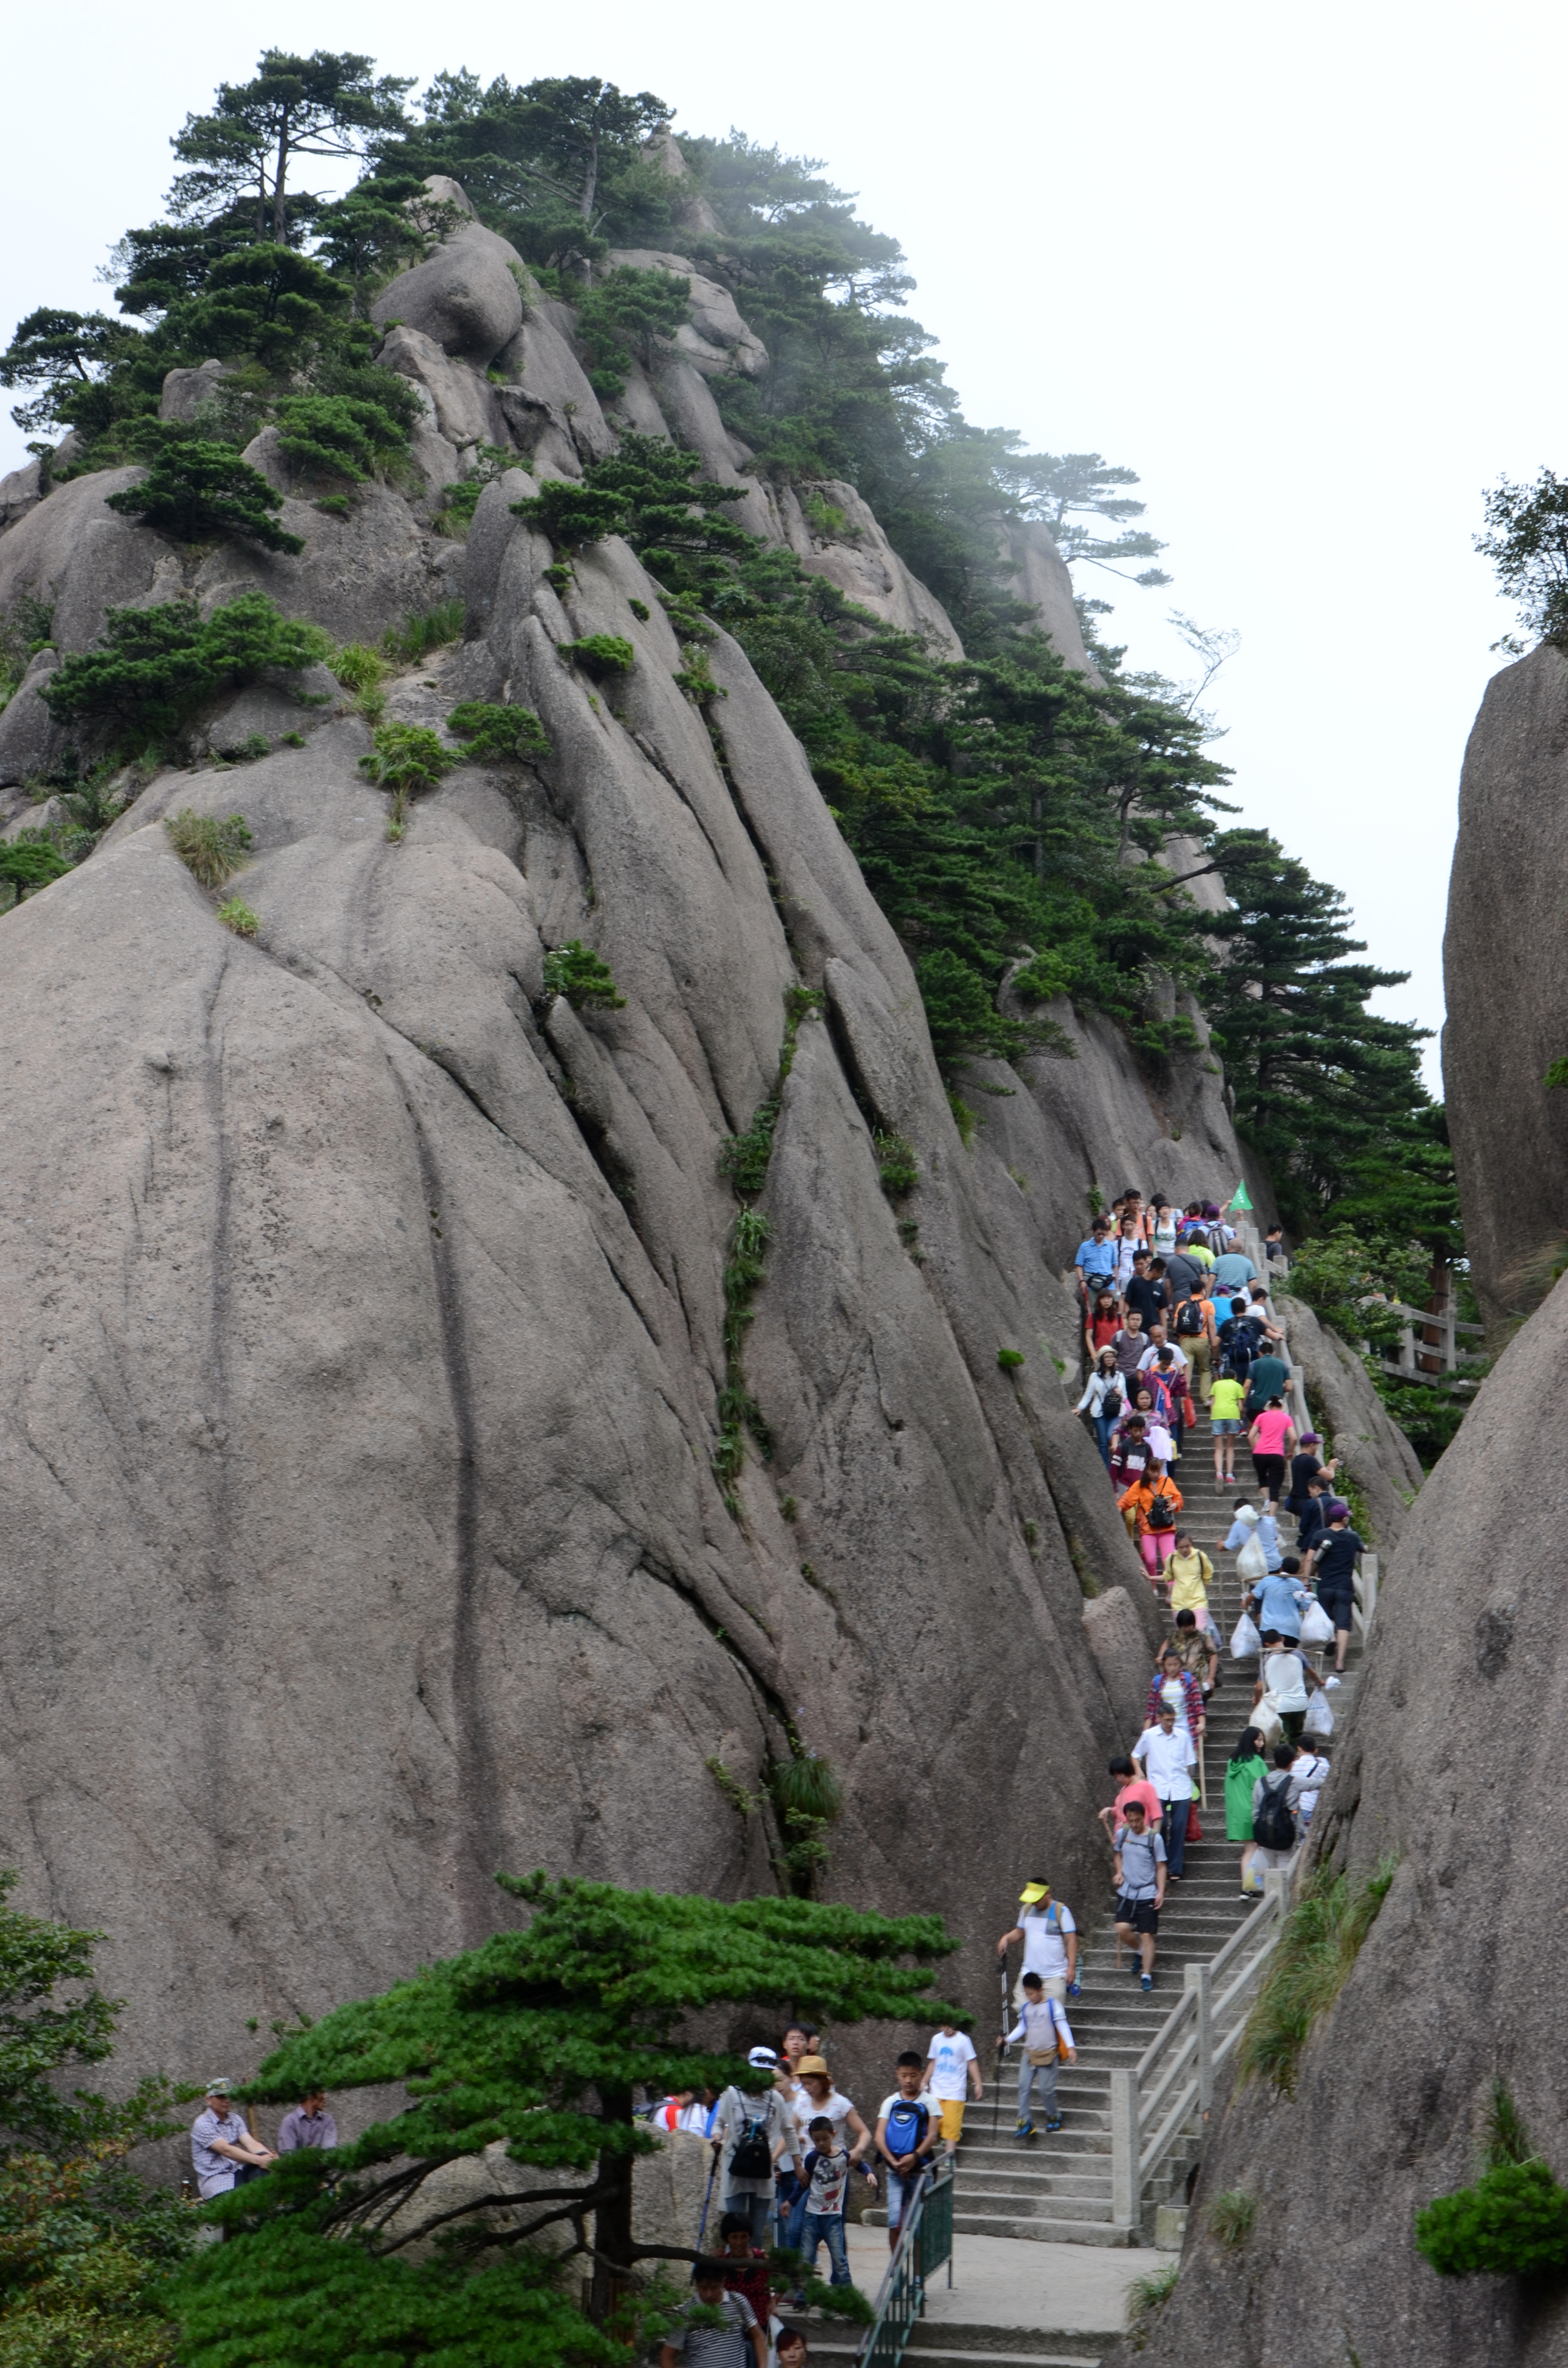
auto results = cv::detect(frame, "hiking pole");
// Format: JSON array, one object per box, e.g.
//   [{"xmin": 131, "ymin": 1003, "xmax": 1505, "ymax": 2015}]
[{"xmin": 696, "ymin": 2147, "xmax": 718, "ymax": 2250}]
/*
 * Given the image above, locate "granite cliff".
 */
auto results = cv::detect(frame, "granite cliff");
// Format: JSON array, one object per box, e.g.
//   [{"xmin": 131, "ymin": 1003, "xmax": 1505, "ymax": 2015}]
[{"xmin": 0, "ymin": 153, "xmax": 1377, "ymax": 2094}]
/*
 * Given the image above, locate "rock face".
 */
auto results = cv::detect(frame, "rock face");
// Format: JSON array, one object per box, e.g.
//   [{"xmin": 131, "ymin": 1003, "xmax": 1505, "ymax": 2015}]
[
  {"xmin": 0, "ymin": 461, "xmax": 1166, "ymax": 2087},
  {"xmin": 1107, "ymin": 1275, "xmax": 1568, "ymax": 2368},
  {"xmin": 0, "ymin": 153, "xmax": 1416, "ymax": 2112},
  {"xmin": 777, "ymin": 480, "xmax": 964, "ymax": 657},
  {"xmin": 1443, "ymin": 642, "xmax": 1568, "ymax": 1333}
]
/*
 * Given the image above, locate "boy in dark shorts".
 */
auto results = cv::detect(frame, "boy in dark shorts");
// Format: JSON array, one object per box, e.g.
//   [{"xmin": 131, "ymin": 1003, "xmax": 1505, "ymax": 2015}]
[{"xmin": 1112, "ymin": 1798, "xmax": 1168, "ymax": 1992}]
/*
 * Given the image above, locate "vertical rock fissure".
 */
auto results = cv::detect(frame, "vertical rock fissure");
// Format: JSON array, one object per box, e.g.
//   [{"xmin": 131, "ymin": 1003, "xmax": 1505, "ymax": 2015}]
[{"xmin": 404, "ymin": 1098, "xmax": 502, "ymax": 1949}]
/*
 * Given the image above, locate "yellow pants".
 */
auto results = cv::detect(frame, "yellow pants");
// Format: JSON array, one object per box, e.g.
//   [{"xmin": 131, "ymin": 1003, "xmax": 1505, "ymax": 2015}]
[{"xmin": 938, "ymin": 2098, "xmax": 967, "ymax": 2143}]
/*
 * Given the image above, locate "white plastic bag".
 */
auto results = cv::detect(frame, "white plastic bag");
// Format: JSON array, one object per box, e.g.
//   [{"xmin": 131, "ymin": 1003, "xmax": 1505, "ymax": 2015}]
[
  {"xmin": 1230, "ymin": 1612, "xmax": 1262, "ymax": 1659},
  {"xmin": 1303, "ymin": 1690, "xmax": 1336, "ymax": 1736},
  {"xmin": 1299, "ymin": 1599, "xmax": 1335, "ymax": 1646},
  {"xmin": 1252, "ymin": 1696, "xmax": 1283, "ymax": 1744},
  {"xmin": 1237, "ymin": 1533, "xmax": 1269, "ymax": 1581}
]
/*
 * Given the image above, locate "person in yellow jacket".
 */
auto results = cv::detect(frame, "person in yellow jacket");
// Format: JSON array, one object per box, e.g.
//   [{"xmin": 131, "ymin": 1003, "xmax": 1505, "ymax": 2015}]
[{"xmin": 1165, "ymin": 1532, "xmax": 1216, "ymax": 1633}]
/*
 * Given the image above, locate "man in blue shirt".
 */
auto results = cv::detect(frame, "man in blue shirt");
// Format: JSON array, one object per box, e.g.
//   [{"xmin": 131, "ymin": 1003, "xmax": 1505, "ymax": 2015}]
[
  {"xmin": 1074, "ymin": 1217, "xmax": 1117, "ymax": 1296},
  {"xmin": 1213, "ymin": 1248, "xmax": 1257, "ymax": 1295}
]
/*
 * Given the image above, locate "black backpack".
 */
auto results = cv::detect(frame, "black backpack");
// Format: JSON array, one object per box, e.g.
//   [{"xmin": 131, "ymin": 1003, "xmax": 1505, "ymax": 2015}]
[
  {"xmin": 729, "ymin": 2106, "xmax": 773, "ymax": 2181},
  {"xmin": 1146, "ymin": 1490, "xmax": 1176, "ymax": 1531},
  {"xmin": 1254, "ymin": 1774, "xmax": 1296, "ymax": 1853},
  {"xmin": 1175, "ymin": 1298, "xmax": 1203, "ymax": 1337},
  {"xmin": 1219, "ymin": 1331, "xmax": 1252, "ymax": 1381}
]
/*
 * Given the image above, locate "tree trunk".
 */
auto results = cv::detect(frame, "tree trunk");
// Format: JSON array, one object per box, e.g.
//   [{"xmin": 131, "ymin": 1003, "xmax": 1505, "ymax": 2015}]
[
  {"xmin": 273, "ymin": 122, "xmax": 291, "ymax": 243},
  {"xmin": 579, "ymin": 133, "xmax": 599, "ymax": 222},
  {"xmin": 588, "ymin": 2100, "xmax": 633, "ymax": 2325}
]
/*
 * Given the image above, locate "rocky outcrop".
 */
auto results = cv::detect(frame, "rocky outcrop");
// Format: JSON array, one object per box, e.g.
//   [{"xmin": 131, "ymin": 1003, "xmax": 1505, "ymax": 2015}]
[
  {"xmin": 371, "ymin": 215, "xmax": 530, "ymax": 368},
  {"xmin": 1110, "ymin": 1274, "xmax": 1568, "ymax": 2368},
  {"xmin": 777, "ymin": 480, "xmax": 963, "ymax": 657},
  {"xmin": 1443, "ymin": 641, "xmax": 1568, "ymax": 1334},
  {"xmin": 995, "ymin": 518, "xmax": 1096, "ymax": 673},
  {"xmin": 605, "ymin": 248, "xmax": 768, "ymax": 379},
  {"xmin": 0, "ymin": 469, "xmax": 179, "ymax": 657},
  {"xmin": 0, "ymin": 452, "xmax": 1162, "ymax": 2086},
  {"xmin": 1279, "ymin": 1293, "xmax": 1423, "ymax": 1546}
]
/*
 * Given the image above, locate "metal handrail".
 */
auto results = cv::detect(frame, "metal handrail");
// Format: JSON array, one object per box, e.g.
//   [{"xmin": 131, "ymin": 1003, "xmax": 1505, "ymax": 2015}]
[{"xmin": 856, "ymin": 2160, "xmax": 954, "ymax": 2368}]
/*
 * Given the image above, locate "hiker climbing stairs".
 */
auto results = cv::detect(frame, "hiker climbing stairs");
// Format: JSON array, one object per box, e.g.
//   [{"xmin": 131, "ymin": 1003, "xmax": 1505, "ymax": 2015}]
[{"xmin": 948, "ymin": 1421, "xmax": 1363, "ymax": 2247}]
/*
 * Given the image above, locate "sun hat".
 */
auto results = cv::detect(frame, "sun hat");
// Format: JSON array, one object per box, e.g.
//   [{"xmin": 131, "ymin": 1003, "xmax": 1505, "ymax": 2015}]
[
  {"xmin": 1018, "ymin": 1881, "xmax": 1051, "ymax": 1904},
  {"xmin": 795, "ymin": 2055, "xmax": 830, "ymax": 2078}
]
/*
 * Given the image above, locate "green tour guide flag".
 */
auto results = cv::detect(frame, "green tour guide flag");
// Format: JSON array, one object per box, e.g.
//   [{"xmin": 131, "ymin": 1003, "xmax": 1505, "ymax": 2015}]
[{"xmin": 1230, "ymin": 1180, "xmax": 1253, "ymax": 1211}]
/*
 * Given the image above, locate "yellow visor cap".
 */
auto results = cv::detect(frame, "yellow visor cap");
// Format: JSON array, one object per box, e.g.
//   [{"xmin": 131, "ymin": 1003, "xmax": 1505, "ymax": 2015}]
[{"xmin": 1018, "ymin": 1882, "xmax": 1051, "ymax": 1904}]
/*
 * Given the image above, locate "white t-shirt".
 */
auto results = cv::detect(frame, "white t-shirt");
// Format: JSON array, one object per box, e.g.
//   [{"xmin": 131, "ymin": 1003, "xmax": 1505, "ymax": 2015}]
[
  {"xmin": 925, "ymin": 2029, "xmax": 978, "ymax": 2100},
  {"xmin": 1018, "ymin": 1902, "xmax": 1078, "ymax": 1980},
  {"xmin": 1138, "ymin": 1341, "xmax": 1189, "ymax": 1375},
  {"xmin": 1262, "ymin": 1648, "xmax": 1309, "ymax": 1712},
  {"xmin": 1134, "ymin": 1725, "xmax": 1198, "ymax": 1801},
  {"xmin": 785, "ymin": 2082, "xmax": 855, "ymax": 2153}
]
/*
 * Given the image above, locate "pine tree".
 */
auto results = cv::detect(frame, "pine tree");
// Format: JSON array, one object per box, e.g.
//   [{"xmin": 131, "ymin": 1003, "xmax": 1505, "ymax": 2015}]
[
  {"xmin": 213, "ymin": 1873, "xmax": 960, "ymax": 2329},
  {"xmin": 169, "ymin": 52, "xmax": 414, "ymax": 244}
]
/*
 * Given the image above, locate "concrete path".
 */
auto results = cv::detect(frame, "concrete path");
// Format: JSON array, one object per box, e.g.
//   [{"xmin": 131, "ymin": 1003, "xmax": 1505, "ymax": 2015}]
[{"xmin": 843, "ymin": 2224, "xmax": 1164, "ymax": 2332}]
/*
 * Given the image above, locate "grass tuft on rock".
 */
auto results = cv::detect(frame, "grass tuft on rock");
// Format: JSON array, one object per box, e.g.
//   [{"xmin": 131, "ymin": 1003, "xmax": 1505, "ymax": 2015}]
[
  {"xmin": 1238, "ymin": 1858, "xmax": 1398, "ymax": 2097},
  {"xmin": 1207, "ymin": 2188, "xmax": 1257, "ymax": 2248},
  {"xmin": 165, "ymin": 810, "xmax": 253, "ymax": 889}
]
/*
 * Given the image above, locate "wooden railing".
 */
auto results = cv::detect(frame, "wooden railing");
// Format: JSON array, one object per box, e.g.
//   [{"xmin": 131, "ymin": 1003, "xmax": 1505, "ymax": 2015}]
[
  {"xmin": 1108, "ymin": 1870, "xmax": 1289, "ymax": 2234},
  {"xmin": 856, "ymin": 2159, "xmax": 955, "ymax": 2368}
]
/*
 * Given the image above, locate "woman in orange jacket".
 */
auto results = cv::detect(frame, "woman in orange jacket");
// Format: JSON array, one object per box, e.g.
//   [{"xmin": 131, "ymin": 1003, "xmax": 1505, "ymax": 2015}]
[{"xmin": 1118, "ymin": 1467, "xmax": 1183, "ymax": 1581}]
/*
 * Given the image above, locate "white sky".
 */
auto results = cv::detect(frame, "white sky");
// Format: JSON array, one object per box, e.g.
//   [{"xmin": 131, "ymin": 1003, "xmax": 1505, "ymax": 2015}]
[{"xmin": 4, "ymin": 0, "xmax": 1554, "ymax": 1091}]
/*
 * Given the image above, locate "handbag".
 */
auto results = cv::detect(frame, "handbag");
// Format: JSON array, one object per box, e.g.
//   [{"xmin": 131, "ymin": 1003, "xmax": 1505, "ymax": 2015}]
[
  {"xmin": 1299, "ymin": 1600, "xmax": 1335, "ymax": 1645},
  {"xmin": 1186, "ymin": 1803, "xmax": 1204, "ymax": 1841}
]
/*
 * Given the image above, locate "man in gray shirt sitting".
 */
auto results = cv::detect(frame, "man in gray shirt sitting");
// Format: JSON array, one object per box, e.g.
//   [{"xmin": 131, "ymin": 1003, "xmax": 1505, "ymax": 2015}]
[
  {"xmin": 190, "ymin": 2080, "xmax": 276, "ymax": 2198},
  {"xmin": 278, "ymin": 2089, "xmax": 338, "ymax": 2152}
]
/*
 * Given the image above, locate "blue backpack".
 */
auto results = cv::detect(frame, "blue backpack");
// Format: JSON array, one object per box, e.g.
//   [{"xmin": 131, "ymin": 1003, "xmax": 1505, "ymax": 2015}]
[{"xmin": 883, "ymin": 2097, "xmax": 929, "ymax": 2162}]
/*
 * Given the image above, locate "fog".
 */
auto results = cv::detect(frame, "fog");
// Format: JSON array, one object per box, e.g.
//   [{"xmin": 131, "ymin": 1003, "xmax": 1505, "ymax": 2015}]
[{"xmin": 6, "ymin": 0, "xmax": 1559, "ymax": 1086}]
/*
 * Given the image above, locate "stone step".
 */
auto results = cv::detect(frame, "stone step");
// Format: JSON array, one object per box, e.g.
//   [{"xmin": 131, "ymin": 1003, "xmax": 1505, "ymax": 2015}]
[
  {"xmin": 949, "ymin": 2210, "xmax": 1130, "ymax": 2246},
  {"xmin": 811, "ymin": 2339, "xmax": 1105, "ymax": 2368}
]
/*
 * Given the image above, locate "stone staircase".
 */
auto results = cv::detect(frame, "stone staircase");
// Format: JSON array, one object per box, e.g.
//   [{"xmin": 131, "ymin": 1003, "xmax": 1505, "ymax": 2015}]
[
  {"xmin": 810, "ymin": 2320, "xmax": 1113, "ymax": 2368},
  {"xmin": 945, "ymin": 1424, "xmax": 1361, "ymax": 2247}
]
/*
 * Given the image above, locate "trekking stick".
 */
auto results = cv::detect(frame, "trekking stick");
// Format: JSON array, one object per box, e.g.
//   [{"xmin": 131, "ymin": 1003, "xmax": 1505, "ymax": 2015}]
[{"xmin": 696, "ymin": 2150, "xmax": 718, "ymax": 2249}]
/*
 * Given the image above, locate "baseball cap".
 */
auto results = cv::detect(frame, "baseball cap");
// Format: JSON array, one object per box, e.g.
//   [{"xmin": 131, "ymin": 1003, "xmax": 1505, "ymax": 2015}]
[
  {"xmin": 747, "ymin": 2046, "xmax": 779, "ymax": 2070},
  {"xmin": 203, "ymin": 2078, "xmax": 233, "ymax": 2096},
  {"xmin": 1018, "ymin": 1881, "xmax": 1051, "ymax": 1904}
]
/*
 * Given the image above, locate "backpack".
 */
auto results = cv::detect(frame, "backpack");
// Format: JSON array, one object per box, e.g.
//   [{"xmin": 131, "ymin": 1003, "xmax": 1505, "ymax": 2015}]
[
  {"xmin": 728, "ymin": 2102, "xmax": 773, "ymax": 2181},
  {"xmin": 1146, "ymin": 1489, "xmax": 1176, "ymax": 1531},
  {"xmin": 1219, "ymin": 1332, "xmax": 1252, "ymax": 1381},
  {"xmin": 1254, "ymin": 1774, "xmax": 1296, "ymax": 1852},
  {"xmin": 1102, "ymin": 1387, "xmax": 1123, "ymax": 1421},
  {"xmin": 1175, "ymin": 1298, "xmax": 1203, "ymax": 1336},
  {"xmin": 883, "ymin": 2097, "xmax": 930, "ymax": 2162}
]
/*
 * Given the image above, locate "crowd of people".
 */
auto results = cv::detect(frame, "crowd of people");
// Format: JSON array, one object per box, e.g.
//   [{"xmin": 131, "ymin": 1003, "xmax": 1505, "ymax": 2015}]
[{"xmin": 193, "ymin": 1188, "xmax": 1360, "ymax": 2364}]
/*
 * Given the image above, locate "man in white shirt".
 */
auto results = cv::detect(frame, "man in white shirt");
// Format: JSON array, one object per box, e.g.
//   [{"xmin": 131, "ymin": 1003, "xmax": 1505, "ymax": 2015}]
[
  {"xmin": 923, "ymin": 2021, "xmax": 983, "ymax": 2153},
  {"xmin": 190, "ymin": 2080, "xmax": 276, "ymax": 2199},
  {"xmin": 994, "ymin": 1879, "xmax": 1079, "ymax": 2006},
  {"xmin": 1131, "ymin": 1704, "xmax": 1199, "ymax": 1880}
]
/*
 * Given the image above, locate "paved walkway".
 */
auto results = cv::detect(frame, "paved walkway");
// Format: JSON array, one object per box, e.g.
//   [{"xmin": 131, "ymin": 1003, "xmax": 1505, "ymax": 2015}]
[{"xmin": 844, "ymin": 2224, "xmax": 1165, "ymax": 2329}]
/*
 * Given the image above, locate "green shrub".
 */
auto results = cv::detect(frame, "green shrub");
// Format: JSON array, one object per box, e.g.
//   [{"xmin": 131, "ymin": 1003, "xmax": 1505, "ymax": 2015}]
[
  {"xmin": 1207, "ymin": 2188, "xmax": 1258, "ymax": 2248},
  {"xmin": 216, "ymin": 898, "xmax": 259, "ymax": 937},
  {"xmin": 561, "ymin": 633, "xmax": 635, "ymax": 678},
  {"xmin": 997, "ymin": 1348, "xmax": 1025, "ymax": 1371},
  {"xmin": 381, "ymin": 600, "xmax": 464, "ymax": 666},
  {"xmin": 575, "ymin": 264, "xmax": 690, "ymax": 398},
  {"xmin": 0, "ymin": 837, "xmax": 74, "ymax": 902},
  {"xmin": 1416, "ymin": 2158, "xmax": 1568, "ymax": 2278},
  {"xmin": 628, "ymin": 597, "xmax": 650, "ymax": 622},
  {"xmin": 105, "ymin": 429, "xmax": 303, "ymax": 552},
  {"xmin": 272, "ymin": 391, "xmax": 409, "ymax": 484},
  {"xmin": 165, "ymin": 810, "xmax": 253, "ymax": 889},
  {"xmin": 514, "ymin": 481, "xmax": 626, "ymax": 548},
  {"xmin": 1238, "ymin": 1859, "xmax": 1398, "ymax": 2097},
  {"xmin": 874, "ymin": 1129, "xmax": 919, "ymax": 1196},
  {"xmin": 674, "ymin": 647, "xmax": 725, "ymax": 704},
  {"xmin": 1127, "ymin": 2259, "xmax": 1180, "ymax": 2347},
  {"xmin": 315, "ymin": 493, "xmax": 352, "ymax": 518},
  {"xmin": 218, "ymin": 732, "xmax": 271, "ymax": 763},
  {"xmin": 358, "ymin": 723, "xmax": 454, "ymax": 836},
  {"xmin": 947, "ymin": 1088, "xmax": 976, "ymax": 1147},
  {"xmin": 445, "ymin": 701, "xmax": 549, "ymax": 764},
  {"xmin": 43, "ymin": 593, "xmax": 328, "ymax": 752},
  {"xmin": 768, "ymin": 1751, "xmax": 844, "ymax": 1898},
  {"xmin": 432, "ymin": 443, "xmax": 514, "ymax": 538},
  {"xmin": 541, "ymin": 939, "xmax": 626, "ymax": 1011},
  {"xmin": 719, "ymin": 1100, "xmax": 779, "ymax": 1194}
]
